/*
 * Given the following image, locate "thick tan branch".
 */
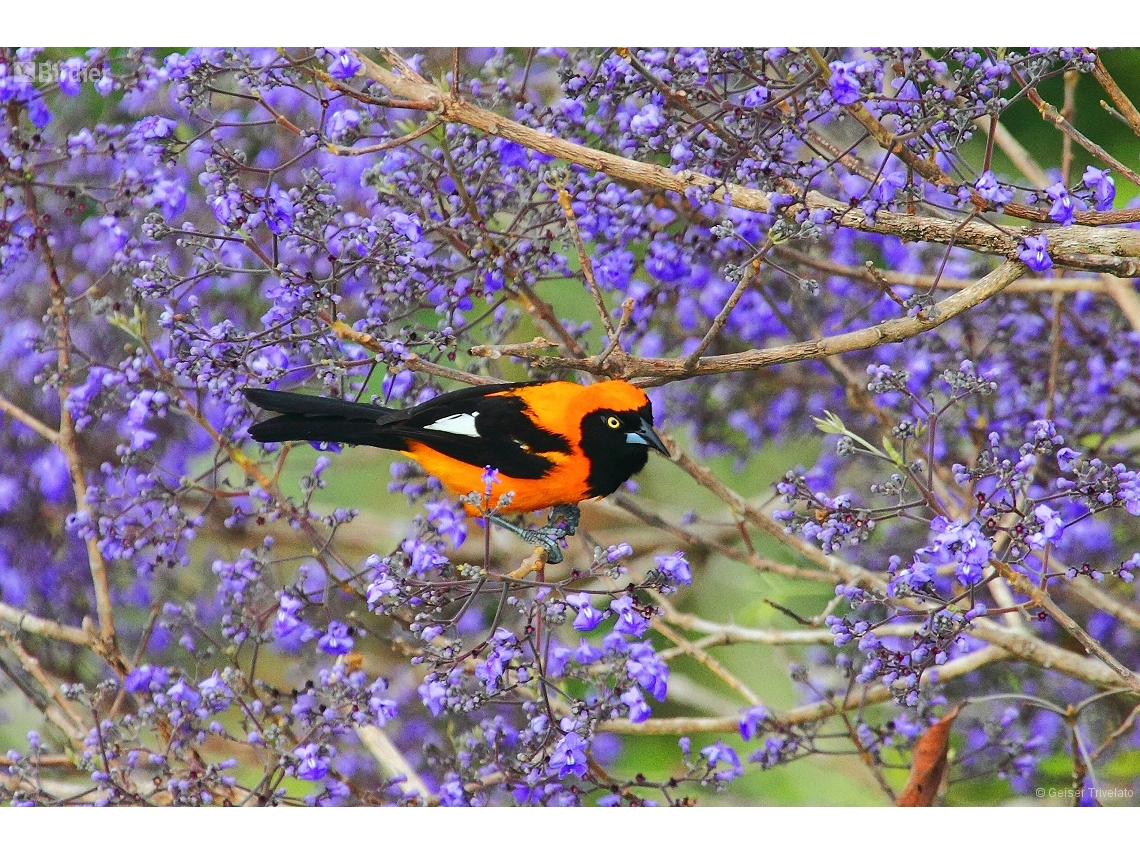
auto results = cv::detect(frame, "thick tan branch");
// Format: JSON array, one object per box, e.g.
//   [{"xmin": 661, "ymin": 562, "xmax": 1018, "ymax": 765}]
[
  {"xmin": 356, "ymin": 50, "xmax": 1140, "ymax": 271},
  {"xmin": 538, "ymin": 260, "xmax": 1027, "ymax": 382},
  {"xmin": 0, "ymin": 602, "xmax": 93, "ymax": 647},
  {"xmin": 599, "ymin": 644, "xmax": 1008, "ymax": 735}
]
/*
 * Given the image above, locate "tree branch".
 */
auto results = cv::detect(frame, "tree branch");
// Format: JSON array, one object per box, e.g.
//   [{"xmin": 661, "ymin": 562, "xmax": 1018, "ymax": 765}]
[
  {"xmin": 599, "ymin": 644, "xmax": 1009, "ymax": 735},
  {"xmin": 537, "ymin": 260, "xmax": 1026, "ymax": 383}
]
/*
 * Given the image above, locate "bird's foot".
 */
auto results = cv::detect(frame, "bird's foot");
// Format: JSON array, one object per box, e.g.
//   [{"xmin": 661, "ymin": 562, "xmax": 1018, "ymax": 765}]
[
  {"xmin": 547, "ymin": 504, "xmax": 581, "ymax": 536},
  {"xmin": 519, "ymin": 526, "xmax": 565, "ymax": 564},
  {"xmin": 487, "ymin": 514, "xmax": 568, "ymax": 565}
]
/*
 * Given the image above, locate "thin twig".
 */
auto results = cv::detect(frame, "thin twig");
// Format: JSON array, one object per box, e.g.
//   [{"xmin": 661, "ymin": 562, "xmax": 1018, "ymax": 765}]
[
  {"xmin": 650, "ymin": 617, "xmax": 762, "ymax": 706},
  {"xmin": 323, "ymin": 119, "xmax": 441, "ymax": 156},
  {"xmin": 0, "ymin": 627, "xmax": 87, "ymax": 741},
  {"xmin": 0, "ymin": 393, "xmax": 61, "ymax": 444},
  {"xmin": 468, "ymin": 337, "xmax": 560, "ymax": 359},
  {"xmin": 1017, "ymin": 79, "xmax": 1140, "ymax": 188},
  {"xmin": 595, "ymin": 298, "xmax": 634, "ymax": 369},
  {"xmin": 355, "ymin": 724, "xmax": 431, "ymax": 796},
  {"xmin": 686, "ymin": 247, "xmax": 769, "ymax": 369},
  {"xmin": 1091, "ymin": 55, "xmax": 1140, "ymax": 138},
  {"xmin": 555, "ymin": 184, "xmax": 614, "ymax": 339},
  {"xmin": 991, "ymin": 561, "xmax": 1140, "ymax": 693}
]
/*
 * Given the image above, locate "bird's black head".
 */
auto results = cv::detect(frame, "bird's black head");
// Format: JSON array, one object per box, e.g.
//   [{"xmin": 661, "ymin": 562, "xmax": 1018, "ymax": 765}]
[{"xmin": 579, "ymin": 403, "xmax": 668, "ymax": 499}]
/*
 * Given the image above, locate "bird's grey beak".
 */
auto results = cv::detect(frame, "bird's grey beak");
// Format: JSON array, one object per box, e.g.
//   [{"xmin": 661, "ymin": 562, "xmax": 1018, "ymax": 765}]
[{"xmin": 627, "ymin": 418, "xmax": 669, "ymax": 457}]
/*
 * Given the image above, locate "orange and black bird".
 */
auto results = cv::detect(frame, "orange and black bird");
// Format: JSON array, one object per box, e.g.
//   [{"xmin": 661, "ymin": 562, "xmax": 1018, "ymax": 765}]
[{"xmin": 242, "ymin": 380, "xmax": 669, "ymax": 562}]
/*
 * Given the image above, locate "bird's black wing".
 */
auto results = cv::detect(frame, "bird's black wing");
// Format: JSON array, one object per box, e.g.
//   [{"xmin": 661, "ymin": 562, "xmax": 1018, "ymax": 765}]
[{"xmin": 392, "ymin": 383, "xmax": 572, "ymax": 479}]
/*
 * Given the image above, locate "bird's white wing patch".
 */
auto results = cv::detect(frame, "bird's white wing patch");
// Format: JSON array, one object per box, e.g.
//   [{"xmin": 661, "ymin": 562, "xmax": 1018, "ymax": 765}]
[{"xmin": 422, "ymin": 411, "xmax": 480, "ymax": 437}]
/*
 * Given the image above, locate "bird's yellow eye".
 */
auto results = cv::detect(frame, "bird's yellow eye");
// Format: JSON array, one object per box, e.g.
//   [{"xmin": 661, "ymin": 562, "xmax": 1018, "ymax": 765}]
[{"xmin": 606, "ymin": 415, "xmax": 622, "ymax": 430}]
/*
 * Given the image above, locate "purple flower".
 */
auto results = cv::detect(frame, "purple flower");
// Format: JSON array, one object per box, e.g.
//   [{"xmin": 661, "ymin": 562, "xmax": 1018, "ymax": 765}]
[
  {"xmin": 743, "ymin": 85, "xmax": 769, "ymax": 107},
  {"xmin": 573, "ymin": 640, "xmax": 603, "ymax": 665},
  {"xmin": 1056, "ymin": 447, "xmax": 1080, "ymax": 472},
  {"xmin": 610, "ymin": 595, "xmax": 649, "ymax": 637},
  {"xmin": 548, "ymin": 732, "xmax": 588, "ymax": 778},
  {"xmin": 1028, "ymin": 505, "xmax": 1065, "ymax": 548},
  {"xmin": 700, "ymin": 742, "xmax": 742, "ymax": 780},
  {"xmin": 1045, "ymin": 182, "xmax": 1086, "ymax": 226},
  {"xmin": 620, "ymin": 686, "xmax": 652, "ymax": 723},
  {"xmin": 382, "ymin": 369, "xmax": 414, "ymax": 400},
  {"xmin": 1017, "ymin": 235, "xmax": 1053, "ymax": 272},
  {"xmin": 326, "ymin": 108, "xmax": 362, "ymax": 142},
  {"xmin": 872, "ymin": 170, "xmax": 906, "ymax": 205},
  {"xmin": 974, "ymin": 170, "xmax": 1013, "ymax": 206},
  {"xmin": 264, "ymin": 187, "xmax": 294, "ymax": 235},
  {"xmin": 425, "ymin": 499, "xmax": 467, "ymax": 548},
  {"xmin": 0, "ymin": 476, "xmax": 20, "ymax": 514},
  {"xmin": 546, "ymin": 646, "xmax": 573, "ymax": 679},
  {"xmin": 1082, "ymin": 166, "xmax": 1115, "ymax": 210},
  {"xmin": 136, "ymin": 116, "xmax": 177, "ymax": 139},
  {"xmin": 644, "ymin": 240, "xmax": 690, "ymax": 282},
  {"xmin": 828, "ymin": 61, "xmax": 861, "ymax": 105},
  {"xmin": 595, "ymin": 249, "xmax": 635, "ymax": 290},
  {"xmin": 167, "ymin": 678, "xmax": 200, "ymax": 707},
  {"xmin": 566, "ymin": 592, "xmax": 604, "ymax": 632},
  {"xmin": 325, "ymin": 49, "xmax": 363, "ymax": 80},
  {"xmin": 210, "ymin": 189, "xmax": 242, "ymax": 226},
  {"xmin": 274, "ymin": 593, "xmax": 304, "ymax": 638},
  {"xmin": 654, "ymin": 551, "xmax": 691, "ymax": 586},
  {"xmin": 366, "ymin": 571, "xmax": 396, "ymax": 609},
  {"xmin": 27, "ymin": 97, "xmax": 51, "ymax": 128},
  {"xmin": 438, "ymin": 775, "xmax": 468, "ymax": 806},
  {"xmin": 124, "ymin": 664, "xmax": 168, "ymax": 693},
  {"xmin": 929, "ymin": 517, "xmax": 992, "ymax": 587},
  {"xmin": 630, "ymin": 103, "xmax": 665, "ymax": 136},
  {"xmin": 387, "ymin": 210, "xmax": 422, "ymax": 241},
  {"xmin": 475, "ymin": 630, "xmax": 515, "ymax": 691},
  {"xmin": 418, "ymin": 679, "xmax": 448, "ymax": 716},
  {"xmin": 480, "ymin": 465, "xmax": 500, "ymax": 500},
  {"xmin": 401, "ymin": 537, "xmax": 449, "ymax": 576},
  {"xmin": 317, "ymin": 621, "xmax": 354, "ymax": 655},
  {"xmin": 739, "ymin": 705, "xmax": 769, "ymax": 741},
  {"xmin": 58, "ymin": 58, "xmax": 85, "ymax": 97},
  {"xmin": 293, "ymin": 743, "xmax": 330, "ymax": 780},
  {"xmin": 626, "ymin": 642, "xmax": 668, "ymax": 702},
  {"xmin": 604, "ymin": 542, "xmax": 634, "ymax": 564}
]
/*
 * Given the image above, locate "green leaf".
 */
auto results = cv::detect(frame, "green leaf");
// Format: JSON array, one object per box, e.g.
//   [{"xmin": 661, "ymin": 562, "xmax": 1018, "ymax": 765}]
[
  {"xmin": 106, "ymin": 305, "xmax": 146, "ymax": 343},
  {"xmin": 881, "ymin": 436, "xmax": 904, "ymax": 466},
  {"xmin": 812, "ymin": 411, "xmax": 848, "ymax": 436}
]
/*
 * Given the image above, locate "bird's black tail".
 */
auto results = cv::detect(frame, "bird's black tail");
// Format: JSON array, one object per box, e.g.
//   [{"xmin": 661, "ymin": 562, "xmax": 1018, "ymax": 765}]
[{"xmin": 242, "ymin": 388, "xmax": 406, "ymax": 449}]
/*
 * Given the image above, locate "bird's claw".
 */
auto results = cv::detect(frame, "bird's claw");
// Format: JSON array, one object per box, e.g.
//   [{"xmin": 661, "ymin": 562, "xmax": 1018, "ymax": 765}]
[
  {"xmin": 521, "ymin": 526, "xmax": 565, "ymax": 564},
  {"xmin": 486, "ymin": 503, "xmax": 580, "ymax": 565},
  {"xmin": 548, "ymin": 503, "xmax": 581, "ymax": 536}
]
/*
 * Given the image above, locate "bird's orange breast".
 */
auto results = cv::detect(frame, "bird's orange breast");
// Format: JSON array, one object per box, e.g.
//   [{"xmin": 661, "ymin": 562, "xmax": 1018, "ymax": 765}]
[{"xmin": 401, "ymin": 439, "xmax": 594, "ymax": 515}]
